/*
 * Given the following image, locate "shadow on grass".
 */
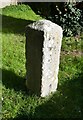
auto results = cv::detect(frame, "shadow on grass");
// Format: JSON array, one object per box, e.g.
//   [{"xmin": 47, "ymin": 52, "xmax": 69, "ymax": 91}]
[
  {"xmin": 2, "ymin": 69, "xmax": 26, "ymax": 92},
  {"xmin": 6, "ymin": 72, "xmax": 82, "ymax": 120},
  {"xmin": 33, "ymin": 73, "xmax": 82, "ymax": 119},
  {"xmin": 1, "ymin": 14, "xmax": 34, "ymax": 34}
]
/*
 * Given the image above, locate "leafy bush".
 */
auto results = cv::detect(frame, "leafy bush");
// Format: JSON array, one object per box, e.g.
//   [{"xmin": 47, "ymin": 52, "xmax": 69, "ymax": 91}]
[
  {"xmin": 28, "ymin": 2, "xmax": 83, "ymax": 36},
  {"xmin": 48, "ymin": 3, "xmax": 83, "ymax": 36}
]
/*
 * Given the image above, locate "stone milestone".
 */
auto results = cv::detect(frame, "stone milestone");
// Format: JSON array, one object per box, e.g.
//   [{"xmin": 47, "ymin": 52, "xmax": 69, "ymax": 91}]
[{"xmin": 25, "ymin": 19, "xmax": 63, "ymax": 97}]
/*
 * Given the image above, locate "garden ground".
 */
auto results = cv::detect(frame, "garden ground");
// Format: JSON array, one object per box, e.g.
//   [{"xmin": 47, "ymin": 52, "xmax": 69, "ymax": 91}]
[{"xmin": 0, "ymin": 4, "xmax": 83, "ymax": 120}]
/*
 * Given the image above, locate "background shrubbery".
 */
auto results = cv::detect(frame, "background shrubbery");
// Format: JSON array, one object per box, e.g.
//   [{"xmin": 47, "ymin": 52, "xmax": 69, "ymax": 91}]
[
  {"xmin": 48, "ymin": 3, "xmax": 83, "ymax": 36},
  {"xmin": 28, "ymin": 2, "xmax": 83, "ymax": 36}
]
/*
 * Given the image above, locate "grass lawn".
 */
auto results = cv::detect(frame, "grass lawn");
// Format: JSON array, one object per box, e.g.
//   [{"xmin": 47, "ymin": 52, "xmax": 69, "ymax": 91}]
[{"xmin": 1, "ymin": 4, "xmax": 83, "ymax": 120}]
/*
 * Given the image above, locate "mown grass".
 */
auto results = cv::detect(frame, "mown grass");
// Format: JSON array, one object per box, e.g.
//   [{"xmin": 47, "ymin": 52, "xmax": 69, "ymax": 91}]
[{"xmin": 1, "ymin": 4, "xmax": 83, "ymax": 120}]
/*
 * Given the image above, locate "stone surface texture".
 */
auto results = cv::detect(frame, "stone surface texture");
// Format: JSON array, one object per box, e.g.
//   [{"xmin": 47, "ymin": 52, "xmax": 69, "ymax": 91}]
[{"xmin": 26, "ymin": 19, "xmax": 63, "ymax": 97}]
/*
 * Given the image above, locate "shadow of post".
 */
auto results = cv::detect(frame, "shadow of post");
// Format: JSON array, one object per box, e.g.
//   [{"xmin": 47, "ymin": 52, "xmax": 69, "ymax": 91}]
[
  {"xmin": 5, "ymin": 73, "xmax": 82, "ymax": 120},
  {"xmin": 2, "ymin": 14, "xmax": 34, "ymax": 92},
  {"xmin": 33, "ymin": 73, "xmax": 82, "ymax": 119},
  {"xmin": 1, "ymin": 14, "xmax": 34, "ymax": 35},
  {"xmin": 2, "ymin": 69, "xmax": 26, "ymax": 92}
]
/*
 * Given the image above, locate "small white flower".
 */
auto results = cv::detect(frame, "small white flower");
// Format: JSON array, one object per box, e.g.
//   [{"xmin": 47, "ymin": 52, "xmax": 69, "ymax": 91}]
[{"xmin": 1, "ymin": 97, "xmax": 3, "ymax": 101}]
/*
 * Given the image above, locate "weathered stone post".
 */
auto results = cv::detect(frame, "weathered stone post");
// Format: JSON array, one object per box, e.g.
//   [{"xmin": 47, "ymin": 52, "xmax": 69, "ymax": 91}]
[{"xmin": 25, "ymin": 20, "xmax": 63, "ymax": 97}]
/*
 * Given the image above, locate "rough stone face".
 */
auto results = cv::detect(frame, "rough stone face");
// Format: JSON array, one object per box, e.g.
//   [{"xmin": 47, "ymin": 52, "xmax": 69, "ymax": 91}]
[{"xmin": 25, "ymin": 19, "xmax": 63, "ymax": 97}]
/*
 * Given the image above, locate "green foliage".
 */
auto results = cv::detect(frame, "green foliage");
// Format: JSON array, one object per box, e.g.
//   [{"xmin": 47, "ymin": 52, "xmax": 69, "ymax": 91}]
[
  {"xmin": 49, "ymin": 3, "xmax": 83, "ymax": 36},
  {"xmin": 61, "ymin": 3, "xmax": 82, "ymax": 36},
  {"xmin": 30, "ymin": 2, "xmax": 83, "ymax": 36}
]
